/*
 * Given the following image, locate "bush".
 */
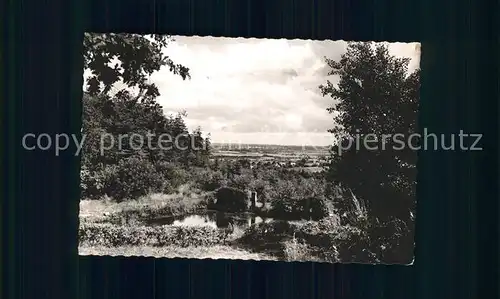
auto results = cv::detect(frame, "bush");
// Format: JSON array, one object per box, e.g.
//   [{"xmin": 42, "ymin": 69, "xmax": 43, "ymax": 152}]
[
  {"xmin": 80, "ymin": 165, "xmax": 100, "ymax": 199},
  {"xmin": 238, "ymin": 221, "xmax": 296, "ymax": 250},
  {"xmin": 108, "ymin": 157, "xmax": 165, "ymax": 201},
  {"xmin": 363, "ymin": 218, "xmax": 414, "ymax": 264},
  {"xmin": 270, "ymin": 198, "xmax": 299, "ymax": 218},
  {"xmin": 248, "ymin": 178, "xmax": 272, "ymax": 202},
  {"xmin": 213, "ymin": 187, "xmax": 248, "ymax": 212},
  {"xmin": 79, "ymin": 222, "xmax": 229, "ymax": 247},
  {"xmin": 267, "ymin": 179, "xmax": 296, "ymax": 201},
  {"xmin": 295, "ymin": 217, "xmax": 413, "ymax": 264},
  {"xmin": 81, "ymin": 158, "xmax": 169, "ymax": 201},
  {"xmin": 227, "ymin": 172, "xmax": 253, "ymax": 191},
  {"xmin": 192, "ymin": 169, "xmax": 226, "ymax": 191},
  {"xmin": 264, "ymin": 177, "xmax": 331, "ymax": 220},
  {"xmin": 283, "ymin": 238, "xmax": 313, "ymax": 262},
  {"xmin": 287, "ymin": 214, "xmax": 376, "ymax": 263},
  {"xmin": 308, "ymin": 197, "xmax": 331, "ymax": 220},
  {"xmin": 155, "ymin": 161, "xmax": 191, "ymax": 191},
  {"xmin": 81, "ymin": 164, "xmax": 119, "ymax": 199}
]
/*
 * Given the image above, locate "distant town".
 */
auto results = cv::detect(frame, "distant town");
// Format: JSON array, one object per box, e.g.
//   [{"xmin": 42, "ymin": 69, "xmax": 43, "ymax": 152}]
[{"xmin": 211, "ymin": 143, "xmax": 331, "ymax": 173}]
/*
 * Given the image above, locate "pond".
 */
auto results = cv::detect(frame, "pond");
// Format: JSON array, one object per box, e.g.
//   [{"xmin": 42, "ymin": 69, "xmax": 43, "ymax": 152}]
[{"xmin": 146, "ymin": 210, "xmax": 274, "ymax": 230}]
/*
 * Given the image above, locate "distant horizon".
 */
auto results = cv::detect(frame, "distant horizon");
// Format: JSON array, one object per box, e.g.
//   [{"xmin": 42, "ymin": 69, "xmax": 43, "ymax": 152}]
[
  {"xmin": 209, "ymin": 141, "xmax": 334, "ymax": 151},
  {"xmin": 205, "ymin": 132, "xmax": 336, "ymax": 148},
  {"xmin": 211, "ymin": 142, "xmax": 332, "ymax": 148}
]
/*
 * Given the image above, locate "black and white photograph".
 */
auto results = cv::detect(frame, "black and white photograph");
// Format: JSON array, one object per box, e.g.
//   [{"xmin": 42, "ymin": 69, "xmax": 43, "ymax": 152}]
[{"xmin": 79, "ymin": 33, "xmax": 420, "ymax": 264}]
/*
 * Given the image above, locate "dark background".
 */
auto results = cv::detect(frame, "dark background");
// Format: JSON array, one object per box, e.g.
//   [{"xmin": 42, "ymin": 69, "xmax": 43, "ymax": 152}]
[{"xmin": 2, "ymin": 0, "xmax": 497, "ymax": 298}]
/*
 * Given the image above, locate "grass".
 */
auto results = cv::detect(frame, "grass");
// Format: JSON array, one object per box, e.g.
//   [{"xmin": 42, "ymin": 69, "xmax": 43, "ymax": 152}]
[
  {"xmin": 283, "ymin": 237, "xmax": 321, "ymax": 262},
  {"xmin": 80, "ymin": 185, "xmax": 210, "ymax": 224},
  {"xmin": 79, "ymin": 244, "xmax": 277, "ymax": 260}
]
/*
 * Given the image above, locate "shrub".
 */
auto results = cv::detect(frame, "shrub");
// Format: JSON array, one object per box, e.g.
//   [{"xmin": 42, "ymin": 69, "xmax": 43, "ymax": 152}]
[
  {"xmin": 237, "ymin": 221, "xmax": 296, "ymax": 253},
  {"xmin": 80, "ymin": 165, "xmax": 99, "ymax": 199},
  {"xmin": 270, "ymin": 198, "xmax": 299, "ymax": 218},
  {"xmin": 213, "ymin": 187, "xmax": 248, "ymax": 212},
  {"xmin": 288, "ymin": 214, "xmax": 374, "ymax": 263},
  {"xmin": 318, "ymin": 213, "xmax": 342, "ymax": 230},
  {"xmin": 267, "ymin": 179, "xmax": 297, "ymax": 201},
  {"xmin": 308, "ymin": 197, "xmax": 331, "ymax": 220},
  {"xmin": 227, "ymin": 172, "xmax": 253, "ymax": 191},
  {"xmin": 265, "ymin": 177, "xmax": 332, "ymax": 220},
  {"xmin": 363, "ymin": 218, "xmax": 414, "ymax": 264},
  {"xmin": 192, "ymin": 169, "xmax": 226, "ymax": 191},
  {"xmin": 304, "ymin": 218, "xmax": 413, "ymax": 264},
  {"xmin": 108, "ymin": 157, "xmax": 165, "ymax": 201},
  {"xmin": 283, "ymin": 238, "xmax": 313, "ymax": 262},
  {"xmin": 248, "ymin": 178, "xmax": 272, "ymax": 203},
  {"xmin": 79, "ymin": 223, "xmax": 229, "ymax": 247},
  {"xmin": 155, "ymin": 161, "xmax": 191, "ymax": 191},
  {"xmin": 80, "ymin": 164, "xmax": 119, "ymax": 199}
]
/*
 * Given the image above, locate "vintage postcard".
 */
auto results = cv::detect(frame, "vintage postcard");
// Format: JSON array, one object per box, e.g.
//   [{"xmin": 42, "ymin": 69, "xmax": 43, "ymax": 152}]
[{"xmin": 79, "ymin": 33, "xmax": 420, "ymax": 264}]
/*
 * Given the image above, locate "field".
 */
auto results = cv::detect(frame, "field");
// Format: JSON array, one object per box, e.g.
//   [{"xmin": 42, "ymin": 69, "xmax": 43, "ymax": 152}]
[{"xmin": 211, "ymin": 143, "xmax": 330, "ymax": 171}]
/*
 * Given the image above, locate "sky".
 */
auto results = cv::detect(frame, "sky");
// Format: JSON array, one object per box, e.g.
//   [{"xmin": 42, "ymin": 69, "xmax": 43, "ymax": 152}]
[{"xmin": 85, "ymin": 36, "xmax": 421, "ymax": 146}]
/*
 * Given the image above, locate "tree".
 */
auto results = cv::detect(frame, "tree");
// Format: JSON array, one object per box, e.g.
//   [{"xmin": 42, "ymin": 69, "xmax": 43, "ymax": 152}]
[
  {"xmin": 82, "ymin": 92, "xmax": 210, "ymax": 167},
  {"xmin": 319, "ymin": 42, "xmax": 420, "ymax": 226},
  {"xmin": 80, "ymin": 33, "xmax": 215, "ymax": 200},
  {"xmin": 81, "ymin": 33, "xmax": 198, "ymax": 165},
  {"xmin": 189, "ymin": 126, "xmax": 211, "ymax": 167},
  {"xmin": 83, "ymin": 33, "xmax": 190, "ymax": 99}
]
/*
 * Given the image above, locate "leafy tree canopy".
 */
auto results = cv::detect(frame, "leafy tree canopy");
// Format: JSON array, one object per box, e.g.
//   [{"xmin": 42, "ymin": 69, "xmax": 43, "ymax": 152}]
[
  {"xmin": 320, "ymin": 42, "xmax": 420, "ymax": 225},
  {"xmin": 83, "ymin": 33, "xmax": 190, "ymax": 99},
  {"xmin": 81, "ymin": 33, "xmax": 210, "ymax": 178}
]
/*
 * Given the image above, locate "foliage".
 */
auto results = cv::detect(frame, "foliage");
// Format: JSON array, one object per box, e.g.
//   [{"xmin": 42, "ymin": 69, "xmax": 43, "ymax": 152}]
[
  {"xmin": 238, "ymin": 221, "xmax": 296, "ymax": 251},
  {"xmin": 213, "ymin": 187, "xmax": 249, "ymax": 212},
  {"xmin": 82, "ymin": 91, "xmax": 212, "ymax": 165},
  {"xmin": 107, "ymin": 157, "xmax": 165, "ymax": 200},
  {"xmin": 83, "ymin": 33, "xmax": 190, "ymax": 99},
  {"xmin": 319, "ymin": 42, "xmax": 419, "ymax": 226},
  {"xmin": 81, "ymin": 33, "xmax": 213, "ymax": 201},
  {"xmin": 155, "ymin": 162, "xmax": 191, "ymax": 192},
  {"xmin": 79, "ymin": 223, "xmax": 229, "ymax": 247},
  {"xmin": 81, "ymin": 92, "xmax": 212, "ymax": 200},
  {"xmin": 80, "ymin": 164, "xmax": 119, "ymax": 199},
  {"xmin": 226, "ymin": 170, "xmax": 254, "ymax": 191},
  {"xmin": 282, "ymin": 238, "xmax": 315, "ymax": 262},
  {"xmin": 191, "ymin": 168, "xmax": 226, "ymax": 191},
  {"xmin": 263, "ymin": 175, "xmax": 330, "ymax": 219}
]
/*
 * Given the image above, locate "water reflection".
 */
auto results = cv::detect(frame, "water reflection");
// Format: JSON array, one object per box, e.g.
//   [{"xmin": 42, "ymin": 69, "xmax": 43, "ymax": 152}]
[{"xmin": 147, "ymin": 210, "xmax": 274, "ymax": 229}]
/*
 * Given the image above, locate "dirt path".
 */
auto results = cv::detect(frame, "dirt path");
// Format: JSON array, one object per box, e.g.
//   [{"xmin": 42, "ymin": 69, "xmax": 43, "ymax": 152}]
[{"xmin": 79, "ymin": 244, "xmax": 278, "ymax": 261}]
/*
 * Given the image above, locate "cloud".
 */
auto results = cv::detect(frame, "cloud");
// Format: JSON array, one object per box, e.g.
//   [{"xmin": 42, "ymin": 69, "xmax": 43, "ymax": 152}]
[
  {"xmin": 150, "ymin": 37, "xmax": 419, "ymax": 145},
  {"xmin": 148, "ymin": 37, "xmax": 344, "ymax": 145},
  {"xmin": 85, "ymin": 35, "xmax": 420, "ymax": 146}
]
